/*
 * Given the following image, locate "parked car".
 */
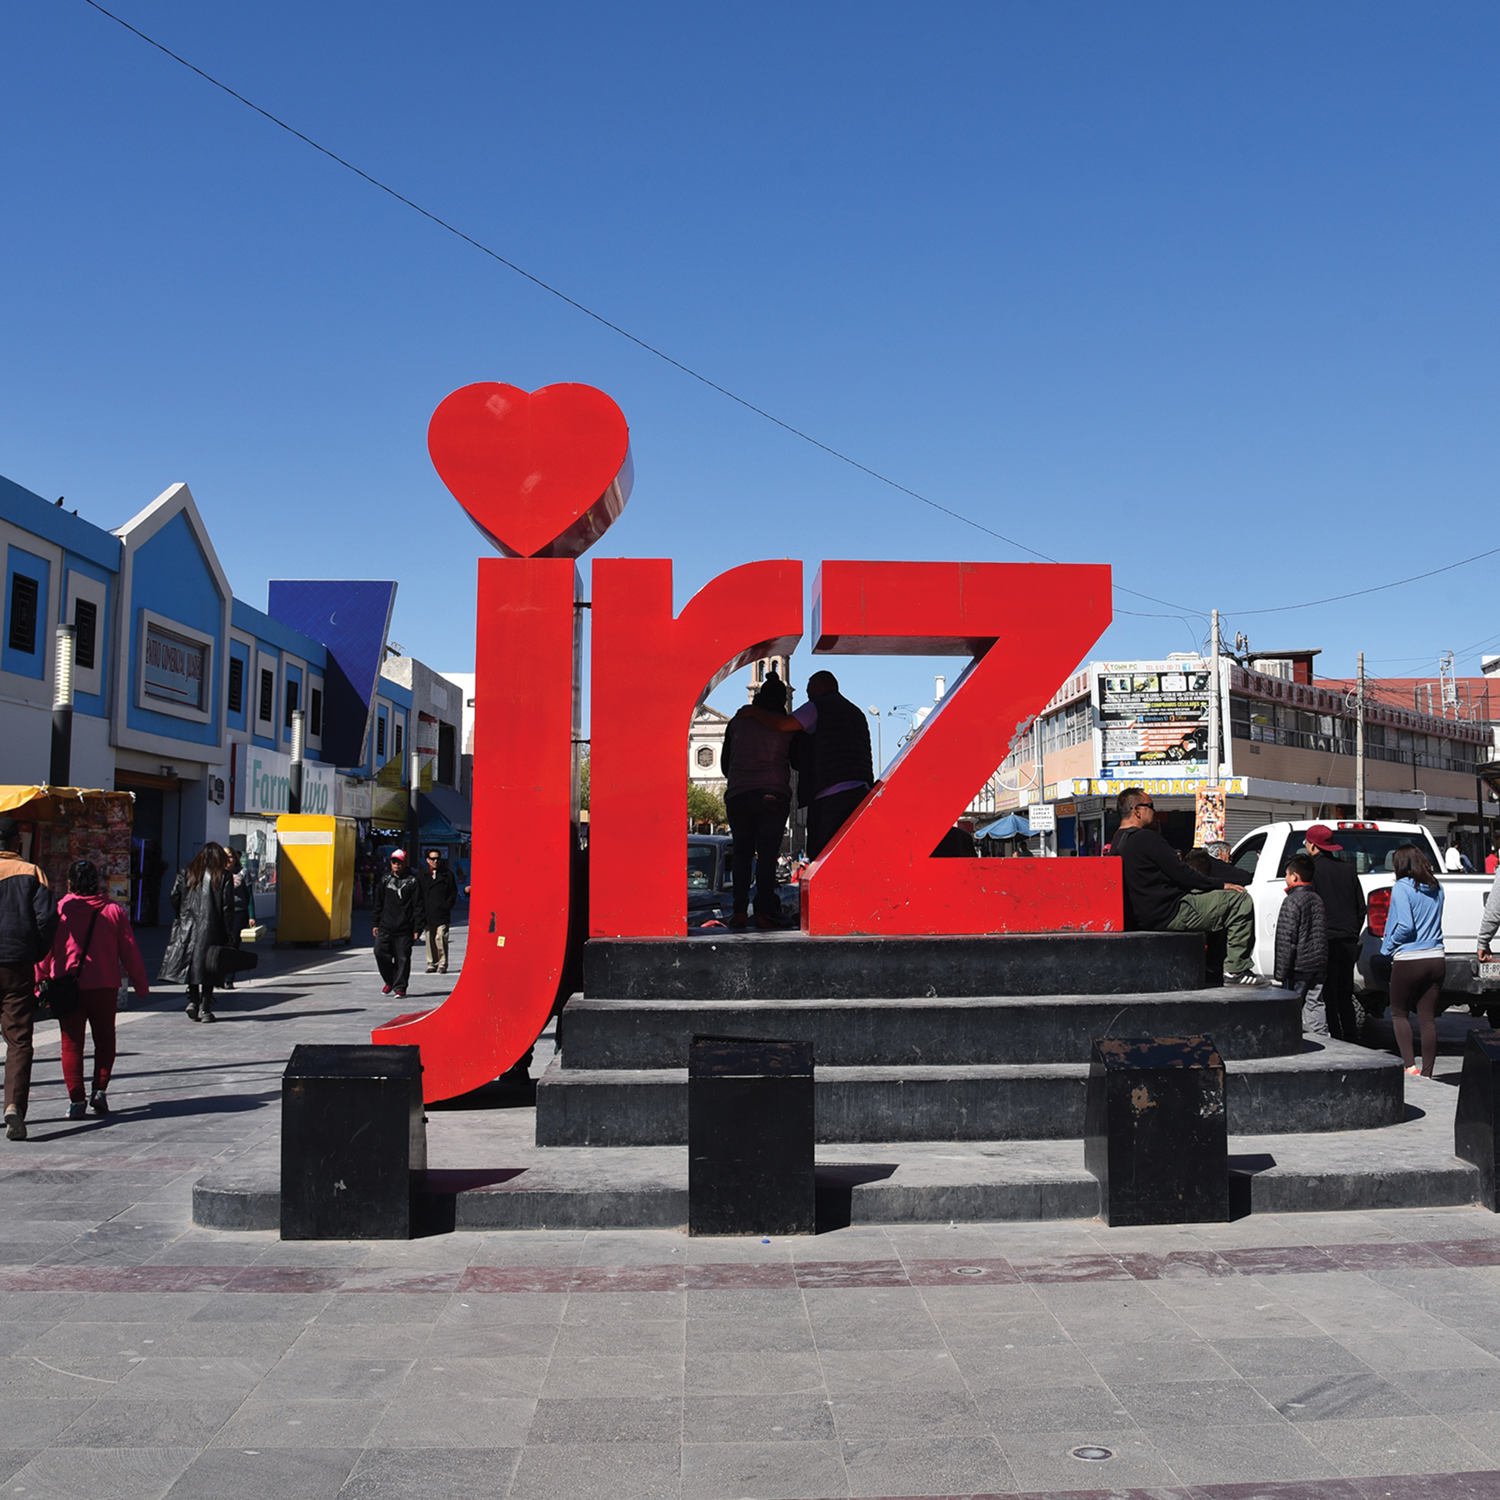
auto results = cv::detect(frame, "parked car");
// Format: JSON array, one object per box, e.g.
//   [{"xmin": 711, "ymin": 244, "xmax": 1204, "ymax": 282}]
[
  {"xmin": 686, "ymin": 833, "xmax": 797, "ymax": 926},
  {"xmin": 1227, "ymin": 820, "xmax": 1493, "ymax": 1019}
]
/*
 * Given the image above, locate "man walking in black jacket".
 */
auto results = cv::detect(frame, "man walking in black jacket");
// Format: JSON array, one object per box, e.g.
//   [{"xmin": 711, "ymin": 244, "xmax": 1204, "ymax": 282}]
[
  {"xmin": 371, "ymin": 849, "xmax": 421, "ymax": 999},
  {"xmin": 1303, "ymin": 824, "xmax": 1367, "ymax": 1042},
  {"xmin": 1110, "ymin": 789, "xmax": 1264, "ymax": 985},
  {"xmin": 417, "ymin": 850, "xmax": 460, "ymax": 973},
  {"xmin": 0, "ymin": 818, "xmax": 59, "ymax": 1140}
]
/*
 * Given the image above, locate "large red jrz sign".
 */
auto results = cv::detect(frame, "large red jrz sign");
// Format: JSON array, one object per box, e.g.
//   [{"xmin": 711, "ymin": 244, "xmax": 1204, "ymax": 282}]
[{"xmin": 374, "ymin": 382, "xmax": 1121, "ymax": 1101}]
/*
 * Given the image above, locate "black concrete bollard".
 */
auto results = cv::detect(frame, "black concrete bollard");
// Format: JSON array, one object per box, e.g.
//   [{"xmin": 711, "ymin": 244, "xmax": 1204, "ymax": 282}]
[
  {"xmin": 281, "ymin": 1044, "xmax": 426, "ymax": 1240},
  {"xmin": 1084, "ymin": 1036, "xmax": 1229, "ymax": 1227},
  {"xmin": 688, "ymin": 1036, "xmax": 814, "ymax": 1236},
  {"xmin": 1455, "ymin": 1028, "xmax": 1500, "ymax": 1212}
]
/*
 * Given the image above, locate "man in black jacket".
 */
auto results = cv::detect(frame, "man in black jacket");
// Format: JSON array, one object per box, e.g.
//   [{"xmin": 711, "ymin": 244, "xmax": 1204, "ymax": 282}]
[
  {"xmin": 0, "ymin": 818, "xmax": 59, "ymax": 1140},
  {"xmin": 792, "ymin": 672, "xmax": 876, "ymax": 860},
  {"xmin": 1303, "ymin": 824, "xmax": 1367, "ymax": 1041},
  {"xmin": 417, "ymin": 850, "xmax": 460, "ymax": 973},
  {"xmin": 371, "ymin": 849, "xmax": 422, "ymax": 999},
  {"xmin": 1110, "ymin": 789, "xmax": 1264, "ymax": 985}
]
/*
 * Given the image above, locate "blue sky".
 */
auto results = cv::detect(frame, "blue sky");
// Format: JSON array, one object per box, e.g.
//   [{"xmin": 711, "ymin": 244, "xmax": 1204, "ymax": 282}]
[{"xmin": 3, "ymin": 2, "xmax": 1496, "ymax": 734}]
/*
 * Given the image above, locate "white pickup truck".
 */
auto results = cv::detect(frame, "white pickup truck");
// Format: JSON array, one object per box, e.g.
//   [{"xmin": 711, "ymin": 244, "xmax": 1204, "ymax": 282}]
[{"xmin": 1225, "ymin": 819, "xmax": 1496, "ymax": 1019}]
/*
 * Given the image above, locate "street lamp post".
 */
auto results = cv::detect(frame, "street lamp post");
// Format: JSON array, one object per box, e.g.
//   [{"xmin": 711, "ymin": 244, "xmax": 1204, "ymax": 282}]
[
  {"xmin": 867, "ymin": 706, "xmax": 883, "ymax": 777},
  {"xmin": 50, "ymin": 624, "xmax": 76, "ymax": 787}
]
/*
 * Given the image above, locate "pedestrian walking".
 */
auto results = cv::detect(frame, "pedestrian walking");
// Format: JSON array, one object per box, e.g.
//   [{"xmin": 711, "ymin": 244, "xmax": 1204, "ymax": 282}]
[
  {"xmin": 372, "ymin": 849, "xmax": 421, "ymax": 998},
  {"xmin": 1275, "ymin": 854, "xmax": 1328, "ymax": 1033},
  {"xmin": 0, "ymin": 817, "xmax": 58, "ymax": 1141},
  {"xmin": 1381, "ymin": 843, "xmax": 1446, "ymax": 1079},
  {"xmin": 1109, "ymin": 789, "xmax": 1265, "ymax": 985},
  {"xmin": 418, "ymin": 850, "xmax": 459, "ymax": 972},
  {"xmin": 790, "ymin": 671, "xmax": 875, "ymax": 860},
  {"xmin": 722, "ymin": 675, "xmax": 798, "ymax": 928},
  {"xmin": 1303, "ymin": 824, "xmax": 1367, "ymax": 1043},
  {"xmin": 38, "ymin": 860, "xmax": 149, "ymax": 1119},
  {"xmin": 159, "ymin": 843, "xmax": 234, "ymax": 1023},
  {"xmin": 221, "ymin": 849, "xmax": 252, "ymax": 990}
]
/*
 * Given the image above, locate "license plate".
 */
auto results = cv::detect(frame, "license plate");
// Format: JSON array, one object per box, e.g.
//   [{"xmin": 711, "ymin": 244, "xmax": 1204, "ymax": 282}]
[{"xmin": 1480, "ymin": 962, "xmax": 1500, "ymax": 987}]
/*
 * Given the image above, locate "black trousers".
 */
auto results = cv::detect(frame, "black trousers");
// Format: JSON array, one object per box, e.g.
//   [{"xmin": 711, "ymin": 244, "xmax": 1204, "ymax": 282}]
[
  {"xmin": 727, "ymin": 790, "xmax": 791, "ymax": 918},
  {"xmin": 374, "ymin": 929, "xmax": 414, "ymax": 992},
  {"xmin": 1323, "ymin": 936, "xmax": 1361, "ymax": 1041},
  {"xmin": 1, "ymin": 963, "xmax": 36, "ymax": 1117},
  {"xmin": 806, "ymin": 785, "xmax": 868, "ymax": 861}
]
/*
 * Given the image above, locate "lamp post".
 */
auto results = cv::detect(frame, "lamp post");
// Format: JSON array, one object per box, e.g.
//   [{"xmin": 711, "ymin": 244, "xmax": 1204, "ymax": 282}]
[
  {"xmin": 49, "ymin": 624, "xmax": 75, "ymax": 787},
  {"xmin": 867, "ymin": 706, "xmax": 883, "ymax": 776},
  {"xmin": 408, "ymin": 746, "xmax": 421, "ymax": 864},
  {"xmin": 288, "ymin": 709, "xmax": 305, "ymax": 815}
]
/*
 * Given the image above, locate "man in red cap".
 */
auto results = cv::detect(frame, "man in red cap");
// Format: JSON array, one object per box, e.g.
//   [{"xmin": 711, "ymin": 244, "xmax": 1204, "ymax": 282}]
[
  {"xmin": 371, "ymin": 848, "xmax": 421, "ymax": 1000},
  {"xmin": 1303, "ymin": 824, "xmax": 1367, "ymax": 1041}
]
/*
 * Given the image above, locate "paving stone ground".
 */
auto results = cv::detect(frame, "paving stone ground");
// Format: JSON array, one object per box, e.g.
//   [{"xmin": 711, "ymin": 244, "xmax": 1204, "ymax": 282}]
[{"xmin": 5, "ymin": 915, "xmax": 1500, "ymax": 1498}]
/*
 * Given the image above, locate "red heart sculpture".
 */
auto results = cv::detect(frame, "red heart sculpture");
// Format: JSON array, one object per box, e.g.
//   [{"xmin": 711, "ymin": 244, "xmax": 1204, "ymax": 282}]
[{"xmin": 428, "ymin": 382, "xmax": 633, "ymax": 559}]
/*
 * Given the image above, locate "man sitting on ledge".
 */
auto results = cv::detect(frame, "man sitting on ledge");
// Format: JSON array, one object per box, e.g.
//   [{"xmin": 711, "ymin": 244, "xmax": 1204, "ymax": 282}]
[{"xmin": 1110, "ymin": 787, "xmax": 1266, "ymax": 987}]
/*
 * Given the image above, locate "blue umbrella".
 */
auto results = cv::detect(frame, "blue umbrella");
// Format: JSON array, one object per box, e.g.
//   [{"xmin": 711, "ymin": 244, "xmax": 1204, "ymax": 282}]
[{"xmin": 975, "ymin": 813, "xmax": 1032, "ymax": 840}]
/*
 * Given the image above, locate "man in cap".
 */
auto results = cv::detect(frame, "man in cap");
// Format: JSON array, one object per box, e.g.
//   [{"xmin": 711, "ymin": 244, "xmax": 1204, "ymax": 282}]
[
  {"xmin": 371, "ymin": 848, "xmax": 422, "ymax": 1000},
  {"xmin": 1303, "ymin": 824, "xmax": 1367, "ymax": 1042},
  {"xmin": 0, "ymin": 817, "xmax": 59, "ymax": 1141}
]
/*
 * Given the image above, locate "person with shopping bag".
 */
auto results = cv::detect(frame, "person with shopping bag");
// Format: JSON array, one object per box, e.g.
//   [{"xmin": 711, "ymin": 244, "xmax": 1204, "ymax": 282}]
[{"xmin": 37, "ymin": 860, "xmax": 150, "ymax": 1118}]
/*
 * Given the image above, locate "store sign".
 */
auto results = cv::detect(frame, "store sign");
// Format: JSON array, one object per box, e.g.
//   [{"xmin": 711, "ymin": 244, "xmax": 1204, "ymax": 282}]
[
  {"xmin": 1096, "ymin": 660, "xmax": 1212, "ymax": 775},
  {"xmin": 232, "ymin": 744, "xmax": 338, "ymax": 816},
  {"xmin": 1091, "ymin": 777, "xmax": 1247, "ymax": 798},
  {"xmin": 143, "ymin": 622, "xmax": 206, "ymax": 710},
  {"xmin": 339, "ymin": 779, "xmax": 373, "ymax": 818},
  {"xmin": 1029, "ymin": 804, "xmax": 1056, "ymax": 833}
]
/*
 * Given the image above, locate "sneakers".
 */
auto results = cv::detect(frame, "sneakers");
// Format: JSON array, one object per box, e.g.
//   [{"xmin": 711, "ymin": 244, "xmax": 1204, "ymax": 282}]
[
  {"xmin": 67, "ymin": 1100, "xmax": 87, "ymax": 1120},
  {"xmin": 4, "ymin": 1111, "xmax": 25, "ymax": 1142},
  {"xmin": 394, "ymin": 989, "xmax": 406, "ymax": 999},
  {"xmin": 381, "ymin": 985, "xmax": 392, "ymax": 996},
  {"xmin": 1405, "ymin": 1065, "xmax": 1423, "ymax": 1078},
  {"xmin": 1224, "ymin": 971, "xmax": 1271, "ymax": 988},
  {"xmin": 91, "ymin": 1092, "xmax": 109, "ymax": 1117},
  {"xmin": 438, "ymin": 965, "xmax": 448, "ymax": 973},
  {"xmin": 726, "ymin": 912, "xmax": 749, "ymax": 929}
]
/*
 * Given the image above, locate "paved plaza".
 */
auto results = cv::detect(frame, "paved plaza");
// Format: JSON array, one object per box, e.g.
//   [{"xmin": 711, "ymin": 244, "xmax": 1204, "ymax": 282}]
[{"xmin": 6, "ymin": 919, "xmax": 1500, "ymax": 1498}]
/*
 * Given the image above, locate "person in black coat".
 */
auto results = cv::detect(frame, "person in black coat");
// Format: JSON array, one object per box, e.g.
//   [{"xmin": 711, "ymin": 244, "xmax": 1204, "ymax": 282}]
[
  {"xmin": 371, "ymin": 849, "xmax": 422, "ymax": 998},
  {"xmin": 159, "ymin": 843, "xmax": 234, "ymax": 1023},
  {"xmin": 790, "ymin": 671, "xmax": 875, "ymax": 860},
  {"xmin": 417, "ymin": 850, "xmax": 460, "ymax": 973},
  {"xmin": 1303, "ymin": 824, "xmax": 1368, "ymax": 1042}
]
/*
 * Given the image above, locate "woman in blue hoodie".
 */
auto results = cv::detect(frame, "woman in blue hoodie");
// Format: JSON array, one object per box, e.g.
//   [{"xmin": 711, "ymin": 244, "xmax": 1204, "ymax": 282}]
[{"xmin": 1380, "ymin": 844, "xmax": 1445, "ymax": 1078}]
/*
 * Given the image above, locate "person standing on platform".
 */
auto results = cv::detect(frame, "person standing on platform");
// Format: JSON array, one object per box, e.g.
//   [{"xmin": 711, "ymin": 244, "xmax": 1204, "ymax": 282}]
[
  {"xmin": 418, "ymin": 850, "xmax": 459, "ymax": 972},
  {"xmin": 1302, "ymin": 824, "xmax": 1367, "ymax": 1043},
  {"xmin": 791, "ymin": 671, "xmax": 875, "ymax": 861},
  {"xmin": 1275, "ymin": 854, "xmax": 1328, "ymax": 1032},
  {"xmin": 372, "ymin": 849, "xmax": 421, "ymax": 999},
  {"xmin": 1110, "ymin": 788, "xmax": 1265, "ymax": 986},
  {"xmin": 39, "ymin": 860, "xmax": 149, "ymax": 1119},
  {"xmin": 0, "ymin": 817, "xmax": 58, "ymax": 1142},
  {"xmin": 1381, "ymin": 844, "xmax": 1446, "ymax": 1079},
  {"xmin": 722, "ymin": 676, "xmax": 798, "ymax": 929}
]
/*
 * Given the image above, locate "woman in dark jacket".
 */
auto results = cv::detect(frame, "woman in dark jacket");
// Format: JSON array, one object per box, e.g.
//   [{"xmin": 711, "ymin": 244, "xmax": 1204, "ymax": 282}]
[
  {"xmin": 221, "ymin": 849, "xmax": 252, "ymax": 990},
  {"xmin": 159, "ymin": 842, "xmax": 234, "ymax": 1022}
]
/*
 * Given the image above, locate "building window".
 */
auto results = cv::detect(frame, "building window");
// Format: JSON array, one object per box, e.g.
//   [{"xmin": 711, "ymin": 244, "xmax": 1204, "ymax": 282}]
[
  {"xmin": 258, "ymin": 668, "xmax": 274, "ymax": 724},
  {"xmin": 7, "ymin": 574, "xmax": 38, "ymax": 654},
  {"xmin": 438, "ymin": 722, "xmax": 456, "ymax": 786},
  {"xmin": 228, "ymin": 656, "xmax": 245, "ymax": 715},
  {"xmin": 394, "ymin": 721, "xmax": 404, "ymax": 759},
  {"xmin": 285, "ymin": 678, "xmax": 299, "ymax": 729},
  {"xmin": 696, "ymin": 745, "xmax": 714, "ymax": 767},
  {"xmin": 377, "ymin": 715, "xmax": 387, "ymax": 759},
  {"xmin": 73, "ymin": 598, "xmax": 97, "ymax": 671},
  {"xmin": 310, "ymin": 687, "xmax": 323, "ymax": 738}
]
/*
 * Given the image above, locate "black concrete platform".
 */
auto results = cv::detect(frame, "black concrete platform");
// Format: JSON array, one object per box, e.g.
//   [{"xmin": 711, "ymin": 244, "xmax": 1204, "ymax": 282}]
[
  {"xmin": 557, "ymin": 988, "xmax": 1304, "ymax": 1070},
  {"xmin": 584, "ymin": 930, "xmax": 1205, "ymax": 1000},
  {"xmin": 535, "ymin": 1037, "xmax": 1405, "ymax": 1147}
]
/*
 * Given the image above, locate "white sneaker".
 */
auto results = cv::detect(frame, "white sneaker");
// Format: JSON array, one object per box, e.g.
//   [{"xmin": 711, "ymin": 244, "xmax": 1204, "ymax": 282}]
[{"xmin": 1225, "ymin": 971, "xmax": 1271, "ymax": 987}]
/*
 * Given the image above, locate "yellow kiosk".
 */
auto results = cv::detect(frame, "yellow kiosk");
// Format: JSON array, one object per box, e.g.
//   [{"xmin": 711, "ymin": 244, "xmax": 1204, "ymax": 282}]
[{"xmin": 276, "ymin": 814, "xmax": 356, "ymax": 944}]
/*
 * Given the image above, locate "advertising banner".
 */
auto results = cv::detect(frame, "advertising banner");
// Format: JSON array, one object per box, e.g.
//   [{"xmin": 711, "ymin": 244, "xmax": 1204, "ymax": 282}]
[
  {"xmin": 1096, "ymin": 660, "xmax": 1213, "ymax": 777},
  {"xmin": 232, "ymin": 744, "xmax": 338, "ymax": 816},
  {"xmin": 143, "ymin": 621, "xmax": 206, "ymax": 710},
  {"xmin": 1091, "ymin": 777, "xmax": 1246, "ymax": 798}
]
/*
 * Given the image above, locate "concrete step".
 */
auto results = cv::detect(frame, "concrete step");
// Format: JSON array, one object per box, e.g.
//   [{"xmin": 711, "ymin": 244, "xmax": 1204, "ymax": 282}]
[
  {"xmin": 557, "ymin": 987, "xmax": 1304, "ymax": 1070},
  {"xmin": 584, "ymin": 930, "xmax": 1204, "ymax": 1001},
  {"xmin": 534, "ymin": 1037, "xmax": 1405, "ymax": 1147}
]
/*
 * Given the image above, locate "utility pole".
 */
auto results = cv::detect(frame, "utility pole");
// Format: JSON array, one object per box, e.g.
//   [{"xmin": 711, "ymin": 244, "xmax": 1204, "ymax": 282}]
[
  {"xmin": 1356, "ymin": 652, "xmax": 1366, "ymax": 820},
  {"xmin": 1208, "ymin": 610, "xmax": 1221, "ymax": 789}
]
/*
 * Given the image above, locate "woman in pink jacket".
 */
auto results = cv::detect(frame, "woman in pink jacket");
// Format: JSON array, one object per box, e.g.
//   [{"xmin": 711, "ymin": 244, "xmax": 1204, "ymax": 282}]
[{"xmin": 37, "ymin": 860, "xmax": 149, "ymax": 1119}]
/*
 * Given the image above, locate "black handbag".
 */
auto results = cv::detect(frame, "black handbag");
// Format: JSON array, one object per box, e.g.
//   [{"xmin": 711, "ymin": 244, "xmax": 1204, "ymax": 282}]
[
  {"xmin": 207, "ymin": 945, "xmax": 259, "ymax": 981},
  {"xmin": 35, "ymin": 910, "xmax": 101, "ymax": 1024}
]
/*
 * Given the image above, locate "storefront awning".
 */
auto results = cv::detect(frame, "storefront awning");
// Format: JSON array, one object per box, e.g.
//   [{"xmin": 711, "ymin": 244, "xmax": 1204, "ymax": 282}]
[{"xmin": 417, "ymin": 786, "xmax": 472, "ymax": 843}]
